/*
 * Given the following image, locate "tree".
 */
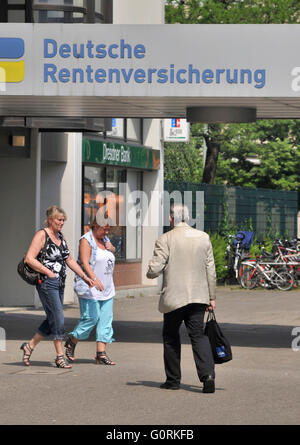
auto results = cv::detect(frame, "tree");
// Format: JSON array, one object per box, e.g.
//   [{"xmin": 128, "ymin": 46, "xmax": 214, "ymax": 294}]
[
  {"xmin": 165, "ymin": 0, "xmax": 300, "ymax": 189},
  {"xmin": 165, "ymin": 0, "xmax": 300, "ymax": 25},
  {"xmin": 164, "ymin": 131, "xmax": 203, "ymax": 183},
  {"xmin": 215, "ymin": 121, "xmax": 300, "ymax": 193}
]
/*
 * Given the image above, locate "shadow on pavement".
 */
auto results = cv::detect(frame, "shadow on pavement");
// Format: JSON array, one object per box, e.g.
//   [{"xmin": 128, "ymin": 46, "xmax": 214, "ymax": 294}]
[
  {"xmin": 4, "ymin": 360, "xmax": 52, "ymax": 368},
  {"xmin": 0, "ymin": 311, "xmax": 295, "ymax": 349},
  {"xmin": 126, "ymin": 381, "xmax": 225, "ymax": 393},
  {"xmin": 114, "ymin": 321, "xmax": 293, "ymax": 348}
]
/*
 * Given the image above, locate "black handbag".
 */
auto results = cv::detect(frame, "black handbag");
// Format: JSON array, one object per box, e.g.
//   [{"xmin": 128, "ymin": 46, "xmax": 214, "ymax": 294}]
[
  {"xmin": 204, "ymin": 310, "xmax": 232, "ymax": 364},
  {"xmin": 17, "ymin": 230, "xmax": 47, "ymax": 286}
]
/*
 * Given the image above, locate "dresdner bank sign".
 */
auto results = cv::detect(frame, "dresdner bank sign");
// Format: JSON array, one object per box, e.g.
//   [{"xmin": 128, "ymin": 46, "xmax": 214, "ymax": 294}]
[{"xmin": 2, "ymin": 23, "xmax": 300, "ymax": 97}]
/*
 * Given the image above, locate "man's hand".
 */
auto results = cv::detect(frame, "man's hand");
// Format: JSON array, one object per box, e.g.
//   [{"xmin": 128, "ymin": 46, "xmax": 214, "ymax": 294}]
[{"xmin": 207, "ymin": 300, "xmax": 216, "ymax": 312}]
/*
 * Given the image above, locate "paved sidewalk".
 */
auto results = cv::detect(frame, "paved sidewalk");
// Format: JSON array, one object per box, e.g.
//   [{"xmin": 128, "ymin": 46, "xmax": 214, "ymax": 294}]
[{"xmin": 0, "ymin": 285, "xmax": 300, "ymax": 425}]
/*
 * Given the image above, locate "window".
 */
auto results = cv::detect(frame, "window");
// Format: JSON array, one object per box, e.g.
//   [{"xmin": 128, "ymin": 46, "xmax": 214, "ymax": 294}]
[
  {"xmin": 94, "ymin": 0, "xmax": 103, "ymax": 13},
  {"xmin": 126, "ymin": 119, "xmax": 142, "ymax": 143},
  {"xmin": 106, "ymin": 167, "xmax": 127, "ymax": 260},
  {"xmin": 83, "ymin": 165, "xmax": 142, "ymax": 261},
  {"xmin": 83, "ymin": 166, "xmax": 127, "ymax": 260},
  {"xmin": 33, "ymin": 0, "xmax": 86, "ymax": 23},
  {"xmin": 1, "ymin": 0, "xmax": 112, "ymax": 23},
  {"xmin": 1, "ymin": 0, "xmax": 29, "ymax": 22},
  {"xmin": 83, "ymin": 165, "xmax": 105, "ymax": 232},
  {"xmin": 8, "ymin": 9, "xmax": 25, "ymax": 22},
  {"xmin": 33, "ymin": 0, "xmax": 84, "ymax": 6},
  {"xmin": 106, "ymin": 119, "xmax": 125, "ymax": 139}
]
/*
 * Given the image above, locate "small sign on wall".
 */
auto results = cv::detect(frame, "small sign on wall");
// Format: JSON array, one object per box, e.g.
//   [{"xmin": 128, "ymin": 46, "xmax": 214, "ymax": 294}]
[
  {"xmin": 163, "ymin": 118, "xmax": 190, "ymax": 142},
  {"xmin": 106, "ymin": 118, "xmax": 124, "ymax": 138}
]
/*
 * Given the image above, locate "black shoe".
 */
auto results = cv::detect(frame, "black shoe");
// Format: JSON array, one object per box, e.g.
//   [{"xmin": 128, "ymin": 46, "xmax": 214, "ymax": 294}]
[
  {"xmin": 202, "ymin": 375, "xmax": 215, "ymax": 393},
  {"xmin": 160, "ymin": 382, "xmax": 180, "ymax": 390}
]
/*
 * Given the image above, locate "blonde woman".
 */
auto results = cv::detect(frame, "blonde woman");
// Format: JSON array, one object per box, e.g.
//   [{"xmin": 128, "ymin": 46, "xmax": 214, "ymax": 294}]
[
  {"xmin": 64, "ymin": 214, "xmax": 116, "ymax": 365},
  {"xmin": 20, "ymin": 205, "xmax": 94, "ymax": 368}
]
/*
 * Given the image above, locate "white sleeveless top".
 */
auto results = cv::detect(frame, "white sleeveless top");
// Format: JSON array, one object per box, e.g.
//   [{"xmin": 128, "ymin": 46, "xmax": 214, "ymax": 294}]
[{"xmin": 86, "ymin": 247, "xmax": 115, "ymax": 301}]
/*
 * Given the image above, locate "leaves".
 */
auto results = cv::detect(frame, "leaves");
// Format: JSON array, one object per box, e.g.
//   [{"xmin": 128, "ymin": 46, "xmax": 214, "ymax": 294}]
[
  {"xmin": 214, "ymin": 121, "xmax": 300, "ymax": 195},
  {"xmin": 165, "ymin": 0, "xmax": 300, "ymax": 24},
  {"xmin": 209, "ymin": 233, "xmax": 228, "ymax": 281},
  {"xmin": 164, "ymin": 137, "xmax": 203, "ymax": 183}
]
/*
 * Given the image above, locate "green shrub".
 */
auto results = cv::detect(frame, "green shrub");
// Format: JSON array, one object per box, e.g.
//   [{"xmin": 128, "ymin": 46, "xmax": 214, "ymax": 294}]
[
  {"xmin": 249, "ymin": 236, "xmax": 273, "ymax": 258},
  {"xmin": 210, "ymin": 233, "xmax": 228, "ymax": 282},
  {"xmin": 211, "ymin": 232, "xmax": 275, "ymax": 282}
]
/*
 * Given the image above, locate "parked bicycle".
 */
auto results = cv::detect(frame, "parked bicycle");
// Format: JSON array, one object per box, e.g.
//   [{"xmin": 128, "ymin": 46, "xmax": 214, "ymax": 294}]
[
  {"xmin": 239, "ymin": 237, "xmax": 300, "ymax": 290},
  {"xmin": 272, "ymin": 238, "xmax": 300, "ymax": 284},
  {"xmin": 224, "ymin": 231, "xmax": 254, "ymax": 282},
  {"xmin": 240, "ymin": 259, "xmax": 295, "ymax": 291}
]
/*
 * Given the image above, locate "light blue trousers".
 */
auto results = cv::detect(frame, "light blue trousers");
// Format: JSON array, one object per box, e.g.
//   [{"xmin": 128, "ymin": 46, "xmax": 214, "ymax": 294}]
[{"xmin": 70, "ymin": 297, "xmax": 115, "ymax": 343}]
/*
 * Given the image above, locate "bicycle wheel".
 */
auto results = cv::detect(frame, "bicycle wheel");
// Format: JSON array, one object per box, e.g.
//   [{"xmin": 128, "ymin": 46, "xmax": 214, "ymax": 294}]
[
  {"xmin": 274, "ymin": 271, "xmax": 295, "ymax": 291},
  {"xmin": 239, "ymin": 260, "xmax": 255, "ymax": 281},
  {"xmin": 225, "ymin": 250, "xmax": 234, "ymax": 272},
  {"xmin": 240, "ymin": 266, "xmax": 258, "ymax": 289},
  {"xmin": 257, "ymin": 272, "xmax": 275, "ymax": 289}
]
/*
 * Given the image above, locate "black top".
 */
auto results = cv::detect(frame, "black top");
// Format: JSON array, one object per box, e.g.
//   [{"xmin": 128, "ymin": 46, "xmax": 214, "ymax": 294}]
[{"xmin": 38, "ymin": 230, "xmax": 70, "ymax": 283}]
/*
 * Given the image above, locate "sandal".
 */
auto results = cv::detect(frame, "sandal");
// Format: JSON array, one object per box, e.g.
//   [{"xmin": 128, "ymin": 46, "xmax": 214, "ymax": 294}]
[
  {"xmin": 64, "ymin": 335, "xmax": 76, "ymax": 362},
  {"xmin": 55, "ymin": 355, "xmax": 72, "ymax": 369},
  {"xmin": 20, "ymin": 342, "xmax": 34, "ymax": 366},
  {"xmin": 95, "ymin": 351, "xmax": 116, "ymax": 365}
]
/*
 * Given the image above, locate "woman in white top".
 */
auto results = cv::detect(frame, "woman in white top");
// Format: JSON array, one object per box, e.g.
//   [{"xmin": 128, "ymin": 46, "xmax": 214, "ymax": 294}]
[{"xmin": 65, "ymin": 214, "xmax": 116, "ymax": 365}]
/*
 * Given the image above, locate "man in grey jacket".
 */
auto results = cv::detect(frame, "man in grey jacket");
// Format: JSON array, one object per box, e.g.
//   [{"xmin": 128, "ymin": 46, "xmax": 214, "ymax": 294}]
[{"xmin": 147, "ymin": 204, "xmax": 216, "ymax": 393}]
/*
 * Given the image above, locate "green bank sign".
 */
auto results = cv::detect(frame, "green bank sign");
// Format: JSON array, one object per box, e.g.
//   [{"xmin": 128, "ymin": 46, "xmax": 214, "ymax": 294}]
[{"xmin": 82, "ymin": 138, "xmax": 160, "ymax": 170}]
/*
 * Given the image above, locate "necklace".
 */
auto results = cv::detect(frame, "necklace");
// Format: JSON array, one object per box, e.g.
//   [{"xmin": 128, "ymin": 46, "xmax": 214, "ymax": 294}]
[{"xmin": 46, "ymin": 228, "xmax": 61, "ymax": 246}]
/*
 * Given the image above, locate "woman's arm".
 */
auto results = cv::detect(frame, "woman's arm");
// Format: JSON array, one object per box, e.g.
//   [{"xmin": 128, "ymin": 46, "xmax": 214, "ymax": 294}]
[
  {"xmin": 70, "ymin": 239, "xmax": 104, "ymax": 291},
  {"xmin": 104, "ymin": 240, "xmax": 116, "ymax": 253},
  {"xmin": 25, "ymin": 230, "xmax": 56, "ymax": 278},
  {"xmin": 103, "ymin": 236, "xmax": 116, "ymax": 253},
  {"xmin": 65, "ymin": 253, "xmax": 94, "ymax": 288}
]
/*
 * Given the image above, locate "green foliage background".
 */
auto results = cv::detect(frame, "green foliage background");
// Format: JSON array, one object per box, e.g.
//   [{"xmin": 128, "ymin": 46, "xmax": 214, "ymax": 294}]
[
  {"xmin": 164, "ymin": 1, "xmax": 300, "ymax": 206},
  {"xmin": 209, "ymin": 233, "xmax": 228, "ymax": 282}
]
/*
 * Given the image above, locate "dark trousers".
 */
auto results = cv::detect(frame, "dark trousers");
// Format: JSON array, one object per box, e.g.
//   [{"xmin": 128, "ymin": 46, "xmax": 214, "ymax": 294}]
[{"xmin": 163, "ymin": 303, "xmax": 215, "ymax": 386}]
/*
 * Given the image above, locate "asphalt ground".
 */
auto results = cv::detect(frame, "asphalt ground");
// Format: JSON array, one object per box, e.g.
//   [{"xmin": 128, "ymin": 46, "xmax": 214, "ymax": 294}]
[{"xmin": 0, "ymin": 285, "xmax": 300, "ymax": 427}]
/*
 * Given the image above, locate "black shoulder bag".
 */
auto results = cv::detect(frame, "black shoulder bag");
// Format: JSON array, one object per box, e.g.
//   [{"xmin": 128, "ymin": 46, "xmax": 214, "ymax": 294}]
[
  {"xmin": 204, "ymin": 310, "xmax": 233, "ymax": 364},
  {"xmin": 17, "ymin": 230, "xmax": 48, "ymax": 286}
]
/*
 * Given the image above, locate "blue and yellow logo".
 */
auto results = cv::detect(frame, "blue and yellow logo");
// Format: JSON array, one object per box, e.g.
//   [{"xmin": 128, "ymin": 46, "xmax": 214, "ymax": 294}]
[{"xmin": 0, "ymin": 38, "xmax": 24, "ymax": 83}]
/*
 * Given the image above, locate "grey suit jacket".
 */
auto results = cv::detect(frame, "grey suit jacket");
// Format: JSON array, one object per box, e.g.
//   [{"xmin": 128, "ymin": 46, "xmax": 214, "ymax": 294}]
[{"xmin": 147, "ymin": 223, "xmax": 216, "ymax": 313}]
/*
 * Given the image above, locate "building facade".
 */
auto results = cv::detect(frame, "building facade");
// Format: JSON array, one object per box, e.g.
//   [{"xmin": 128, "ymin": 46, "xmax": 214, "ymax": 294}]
[
  {"xmin": 0, "ymin": 0, "xmax": 164, "ymax": 306},
  {"xmin": 3, "ymin": 4, "xmax": 300, "ymax": 307}
]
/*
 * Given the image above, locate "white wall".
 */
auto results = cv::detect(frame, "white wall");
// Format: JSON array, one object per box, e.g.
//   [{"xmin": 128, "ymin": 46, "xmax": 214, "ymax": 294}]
[
  {"xmin": 40, "ymin": 163, "xmax": 66, "ymax": 224},
  {"xmin": 113, "ymin": 0, "xmax": 164, "ymax": 24},
  {"xmin": 60, "ymin": 133, "xmax": 82, "ymax": 304},
  {"xmin": 142, "ymin": 119, "xmax": 164, "ymax": 287}
]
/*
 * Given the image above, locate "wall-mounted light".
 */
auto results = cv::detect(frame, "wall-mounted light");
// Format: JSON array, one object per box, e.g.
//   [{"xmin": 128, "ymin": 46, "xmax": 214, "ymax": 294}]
[
  {"xmin": 186, "ymin": 107, "xmax": 257, "ymax": 123},
  {"xmin": 12, "ymin": 135, "xmax": 25, "ymax": 147}
]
